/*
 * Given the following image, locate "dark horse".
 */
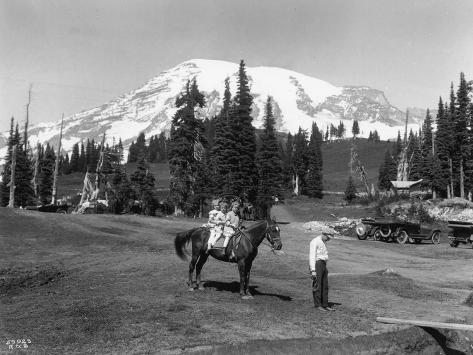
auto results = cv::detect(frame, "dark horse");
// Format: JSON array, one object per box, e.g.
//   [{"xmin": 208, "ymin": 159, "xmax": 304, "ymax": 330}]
[{"xmin": 174, "ymin": 218, "xmax": 282, "ymax": 299}]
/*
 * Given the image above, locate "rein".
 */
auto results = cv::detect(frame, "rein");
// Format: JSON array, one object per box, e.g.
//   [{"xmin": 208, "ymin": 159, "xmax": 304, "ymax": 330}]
[{"xmin": 237, "ymin": 229, "xmax": 257, "ymax": 249}]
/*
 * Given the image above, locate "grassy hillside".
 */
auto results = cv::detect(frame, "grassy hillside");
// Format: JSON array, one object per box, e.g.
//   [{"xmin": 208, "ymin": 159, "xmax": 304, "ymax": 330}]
[
  {"xmin": 322, "ymin": 138, "xmax": 395, "ymax": 192},
  {"xmin": 56, "ymin": 138, "xmax": 394, "ymax": 200}
]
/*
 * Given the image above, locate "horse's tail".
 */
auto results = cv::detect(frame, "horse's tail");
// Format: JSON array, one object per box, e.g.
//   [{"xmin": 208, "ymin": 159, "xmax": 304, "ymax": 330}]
[{"xmin": 174, "ymin": 228, "xmax": 199, "ymax": 260}]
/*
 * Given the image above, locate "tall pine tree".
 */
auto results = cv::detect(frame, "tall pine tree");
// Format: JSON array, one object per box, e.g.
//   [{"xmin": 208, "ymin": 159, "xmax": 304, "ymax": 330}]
[
  {"xmin": 256, "ymin": 97, "xmax": 283, "ymax": 216},
  {"xmin": 168, "ymin": 79, "xmax": 206, "ymax": 214},
  {"xmin": 305, "ymin": 122, "xmax": 323, "ymax": 198}
]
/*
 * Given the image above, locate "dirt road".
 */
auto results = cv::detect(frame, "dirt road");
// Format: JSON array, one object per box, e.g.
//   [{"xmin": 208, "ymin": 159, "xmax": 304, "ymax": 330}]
[{"xmin": 1, "ymin": 207, "xmax": 471, "ymax": 354}]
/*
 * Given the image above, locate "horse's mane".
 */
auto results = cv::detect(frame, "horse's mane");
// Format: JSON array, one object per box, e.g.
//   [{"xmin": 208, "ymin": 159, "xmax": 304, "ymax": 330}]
[{"xmin": 244, "ymin": 220, "xmax": 266, "ymax": 232}]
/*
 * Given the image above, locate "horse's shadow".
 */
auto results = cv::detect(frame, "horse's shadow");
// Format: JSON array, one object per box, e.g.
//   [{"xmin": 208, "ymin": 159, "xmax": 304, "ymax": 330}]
[{"xmin": 203, "ymin": 280, "xmax": 292, "ymax": 301}]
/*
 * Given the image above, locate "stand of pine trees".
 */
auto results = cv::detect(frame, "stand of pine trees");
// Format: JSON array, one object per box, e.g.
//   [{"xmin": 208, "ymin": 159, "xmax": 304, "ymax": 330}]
[
  {"xmin": 167, "ymin": 60, "xmax": 325, "ymax": 216},
  {"xmin": 378, "ymin": 72, "xmax": 473, "ymax": 199}
]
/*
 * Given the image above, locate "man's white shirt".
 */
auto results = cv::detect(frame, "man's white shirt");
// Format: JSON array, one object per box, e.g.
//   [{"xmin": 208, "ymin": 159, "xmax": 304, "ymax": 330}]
[{"xmin": 309, "ymin": 236, "xmax": 328, "ymax": 272}]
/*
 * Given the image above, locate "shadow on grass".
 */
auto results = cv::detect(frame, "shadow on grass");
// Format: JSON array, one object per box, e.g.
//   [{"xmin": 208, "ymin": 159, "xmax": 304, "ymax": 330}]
[
  {"xmin": 422, "ymin": 327, "xmax": 466, "ymax": 355},
  {"xmin": 203, "ymin": 280, "xmax": 292, "ymax": 301}
]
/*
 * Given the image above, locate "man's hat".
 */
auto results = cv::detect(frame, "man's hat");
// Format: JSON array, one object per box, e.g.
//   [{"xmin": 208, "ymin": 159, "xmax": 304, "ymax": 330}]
[{"xmin": 322, "ymin": 231, "xmax": 334, "ymax": 239}]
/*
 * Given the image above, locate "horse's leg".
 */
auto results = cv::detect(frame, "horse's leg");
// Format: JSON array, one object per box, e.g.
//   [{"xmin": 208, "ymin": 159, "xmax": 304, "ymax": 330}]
[
  {"xmin": 195, "ymin": 253, "xmax": 208, "ymax": 291},
  {"xmin": 238, "ymin": 261, "xmax": 247, "ymax": 298},
  {"xmin": 187, "ymin": 254, "xmax": 199, "ymax": 292},
  {"xmin": 245, "ymin": 261, "xmax": 253, "ymax": 298}
]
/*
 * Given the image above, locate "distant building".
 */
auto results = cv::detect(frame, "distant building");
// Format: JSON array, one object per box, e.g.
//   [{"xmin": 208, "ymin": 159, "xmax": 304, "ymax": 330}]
[{"xmin": 389, "ymin": 179, "xmax": 423, "ymax": 195}]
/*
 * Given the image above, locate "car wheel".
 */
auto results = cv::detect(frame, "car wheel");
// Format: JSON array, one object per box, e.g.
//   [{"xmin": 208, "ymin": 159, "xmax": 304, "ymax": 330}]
[
  {"xmin": 379, "ymin": 226, "xmax": 391, "ymax": 238},
  {"xmin": 57, "ymin": 210, "xmax": 67, "ymax": 214},
  {"xmin": 396, "ymin": 230, "xmax": 408, "ymax": 244},
  {"xmin": 450, "ymin": 242, "xmax": 458, "ymax": 248},
  {"xmin": 373, "ymin": 228, "xmax": 382, "ymax": 241},
  {"xmin": 356, "ymin": 223, "xmax": 368, "ymax": 240},
  {"xmin": 430, "ymin": 231, "xmax": 440, "ymax": 245},
  {"xmin": 408, "ymin": 236, "xmax": 415, "ymax": 244}
]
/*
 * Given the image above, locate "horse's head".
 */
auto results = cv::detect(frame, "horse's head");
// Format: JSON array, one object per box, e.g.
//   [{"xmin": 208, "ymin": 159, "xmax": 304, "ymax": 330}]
[{"xmin": 265, "ymin": 219, "xmax": 283, "ymax": 250}]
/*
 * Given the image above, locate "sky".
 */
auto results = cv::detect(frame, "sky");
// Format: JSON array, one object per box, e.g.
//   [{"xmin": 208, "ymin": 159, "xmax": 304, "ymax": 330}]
[{"xmin": 1, "ymin": 0, "xmax": 473, "ymax": 132}]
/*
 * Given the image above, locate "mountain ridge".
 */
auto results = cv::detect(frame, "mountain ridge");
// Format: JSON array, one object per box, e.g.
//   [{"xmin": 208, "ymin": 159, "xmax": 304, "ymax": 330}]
[{"xmin": 0, "ymin": 59, "xmax": 425, "ymax": 162}]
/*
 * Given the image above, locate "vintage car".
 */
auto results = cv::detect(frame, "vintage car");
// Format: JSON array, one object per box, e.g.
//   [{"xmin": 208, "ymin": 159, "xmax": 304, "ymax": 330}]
[
  {"xmin": 447, "ymin": 220, "xmax": 473, "ymax": 248},
  {"xmin": 356, "ymin": 217, "xmax": 441, "ymax": 244},
  {"xmin": 25, "ymin": 204, "xmax": 70, "ymax": 214}
]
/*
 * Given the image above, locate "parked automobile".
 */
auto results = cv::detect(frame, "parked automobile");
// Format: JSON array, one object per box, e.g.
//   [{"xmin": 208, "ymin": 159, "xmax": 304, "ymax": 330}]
[
  {"xmin": 356, "ymin": 217, "xmax": 441, "ymax": 244},
  {"xmin": 25, "ymin": 204, "xmax": 70, "ymax": 214},
  {"xmin": 448, "ymin": 220, "xmax": 473, "ymax": 249}
]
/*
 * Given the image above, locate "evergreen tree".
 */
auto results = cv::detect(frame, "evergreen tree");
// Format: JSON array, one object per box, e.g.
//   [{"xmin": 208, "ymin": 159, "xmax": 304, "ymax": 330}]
[
  {"xmin": 305, "ymin": 122, "xmax": 324, "ymax": 198},
  {"xmin": 409, "ymin": 134, "xmax": 423, "ymax": 181},
  {"xmin": 79, "ymin": 141, "xmax": 86, "ymax": 172},
  {"xmin": 63, "ymin": 153, "xmax": 71, "ymax": 175},
  {"xmin": 256, "ymin": 97, "xmax": 283, "ymax": 216},
  {"xmin": 330, "ymin": 124, "xmax": 337, "ymax": 141},
  {"xmin": 454, "ymin": 73, "xmax": 472, "ymax": 195},
  {"xmin": 0, "ymin": 118, "xmax": 17, "ymax": 206},
  {"xmin": 434, "ymin": 97, "xmax": 450, "ymax": 197},
  {"xmin": 127, "ymin": 141, "xmax": 138, "ymax": 163},
  {"xmin": 70, "ymin": 143, "xmax": 80, "ymax": 172},
  {"xmin": 210, "ymin": 77, "xmax": 234, "ymax": 195},
  {"xmin": 292, "ymin": 128, "xmax": 308, "ymax": 194},
  {"xmin": 168, "ymin": 79, "xmax": 206, "ymax": 214},
  {"xmin": 85, "ymin": 139, "xmax": 92, "ymax": 171},
  {"xmin": 378, "ymin": 150, "xmax": 396, "ymax": 190},
  {"xmin": 232, "ymin": 60, "xmax": 258, "ymax": 201},
  {"xmin": 135, "ymin": 132, "xmax": 147, "ymax": 160},
  {"xmin": 352, "ymin": 120, "xmax": 360, "ymax": 138},
  {"xmin": 13, "ymin": 124, "xmax": 35, "ymax": 206},
  {"xmin": 337, "ymin": 121, "xmax": 345, "ymax": 138},
  {"xmin": 282, "ymin": 132, "xmax": 294, "ymax": 189},
  {"xmin": 420, "ymin": 109, "xmax": 434, "ymax": 188},
  {"xmin": 372, "ymin": 130, "xmax": 380, "ymax": 143},
  {"xmin": 131, "ymin": 156, "xmax": 156, "ymax": 215},
  {"xmin": 38, "ymin": 143, "xmax": 55, "ymax": 204},
  {"xmin": 344, "ymin": 175, "xmax": 357, "ymax": 203},
  {"xmin": 109, "ymin": 166, "xmax": 133, "ymax": 214}
]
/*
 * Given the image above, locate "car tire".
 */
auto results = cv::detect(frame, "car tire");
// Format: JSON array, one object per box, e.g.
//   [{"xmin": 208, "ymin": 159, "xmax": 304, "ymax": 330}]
[
  {"xmin": 57, "ymin": 210, "xmax": 67, "ymax": 214},
  {"xmin": 356, "ymin": 223, "xmax": 368, "ymax": 240},
  {"xmin": 431, "ymin": 231, "xmax": 441, "ymax": 245},
  {"xmin": 396, "ymin": 230, "xmax": 408, "ymax": 244},
  {"xmin": 450, "ymin": 242, "xmax": 458, "ymax": 248},
  {"xmin": 373, "ymin": 228, "xmax": 381, "ymax": 241},
  {"xmin": 379, "ymin": 226, "xmax": 391, "ymax": 238}
]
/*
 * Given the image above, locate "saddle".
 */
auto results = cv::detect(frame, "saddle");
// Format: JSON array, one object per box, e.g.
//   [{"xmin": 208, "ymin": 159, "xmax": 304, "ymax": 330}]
[{"xmin": 211, "ymin": 230, "xmax": 243, "ymax": 260}]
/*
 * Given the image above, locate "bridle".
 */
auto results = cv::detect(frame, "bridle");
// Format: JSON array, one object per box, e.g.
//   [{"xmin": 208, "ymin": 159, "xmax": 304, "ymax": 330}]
[{"xmin": 264, "ymin": 220, "xmax": 281, "ymax": 249}]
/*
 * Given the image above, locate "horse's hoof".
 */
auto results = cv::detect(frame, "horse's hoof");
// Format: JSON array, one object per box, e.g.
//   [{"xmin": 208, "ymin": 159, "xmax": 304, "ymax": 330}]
[{"xmin": 187, "ymin": 287, "xmax": 195, "ymax": 292}]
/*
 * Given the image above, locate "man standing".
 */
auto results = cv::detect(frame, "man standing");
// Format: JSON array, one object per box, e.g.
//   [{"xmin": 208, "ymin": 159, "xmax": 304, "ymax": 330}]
[{"xmin": 309, "ymin": 232, "xmax": 335, "ymax": 311}]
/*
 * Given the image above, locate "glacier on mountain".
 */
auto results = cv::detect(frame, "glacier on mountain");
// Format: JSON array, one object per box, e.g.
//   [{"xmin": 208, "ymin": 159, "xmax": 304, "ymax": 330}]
[{"xmin": 0, "ymin": 59, "xmax": 424, "ymax": 163}]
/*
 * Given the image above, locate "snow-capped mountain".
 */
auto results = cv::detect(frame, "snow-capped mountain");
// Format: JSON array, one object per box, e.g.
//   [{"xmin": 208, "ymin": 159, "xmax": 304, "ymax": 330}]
[{"xmin": 0, "ymin": 59, "xmax": 423, "ymax": 162}]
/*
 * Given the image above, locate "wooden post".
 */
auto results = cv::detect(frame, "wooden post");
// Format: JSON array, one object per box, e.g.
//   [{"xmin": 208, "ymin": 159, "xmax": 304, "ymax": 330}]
[
  {"xmin": 24, "ymin": 84, "xmax": 32, "ymax": 151},
  {"xmin": 376, "ymin": 317, "xmax": 473, "ymax": 331},
  {"xmin": 51, "ymin": 114, "xmax": 64, "ymax": 205},
  {"xmin": 431, "ymin": 130, "xmax": 436, "ymax": 199},
  {"xmin": 32, "ymin": 153, "xmax": 39, "ymax": 198},
  {"xmin": 7, "ymin": 145, "xmax": 17, "ymax": 208}
]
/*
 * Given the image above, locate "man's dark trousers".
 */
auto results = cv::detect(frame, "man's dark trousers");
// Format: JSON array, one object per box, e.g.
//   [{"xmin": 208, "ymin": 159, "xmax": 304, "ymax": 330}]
[{"xmin": 312, "ymin": 260, "xmax": 328, "ymax": 308}]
